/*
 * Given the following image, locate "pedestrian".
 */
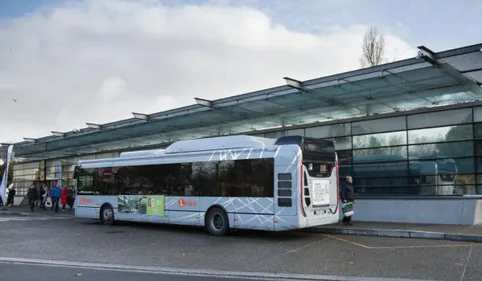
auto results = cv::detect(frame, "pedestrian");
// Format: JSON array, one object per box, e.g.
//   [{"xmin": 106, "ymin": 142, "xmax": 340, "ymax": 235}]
[
  {"xmin": 27, "ymin": 185, "xmax": 38, "ymax": 212},
  {"xmin": 340, "ymin": 175, "xmax": 355, "ymax": 226},
  {"xmin": 40, "ymin": 184, "xmax": 47, "ymax": 210},
  {"xmin": 67, "ymin": 186, "xmax": 75, "ymax": 209},
  {"xmin": 50, "ymin": 185, "xmax": 61, "ymax": 212},
  {"xmin": 6, "ymin": 185, "xmax": 15, "ymax": 207},
  {"xmin": 60, "ymin": 186, "xmax": 68, "ymax": 210}
]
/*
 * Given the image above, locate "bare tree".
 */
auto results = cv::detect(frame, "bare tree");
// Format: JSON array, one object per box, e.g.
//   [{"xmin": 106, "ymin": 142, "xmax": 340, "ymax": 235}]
[{"xmin": 360, "ymin": 27, "xmax": 386, "ymax": 67}]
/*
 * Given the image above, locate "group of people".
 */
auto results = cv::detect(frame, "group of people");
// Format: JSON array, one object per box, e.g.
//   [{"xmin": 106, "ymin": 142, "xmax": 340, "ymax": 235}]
[{"xmin": 27, "ymin": 184, "xmax": 75, "ymax": 212}]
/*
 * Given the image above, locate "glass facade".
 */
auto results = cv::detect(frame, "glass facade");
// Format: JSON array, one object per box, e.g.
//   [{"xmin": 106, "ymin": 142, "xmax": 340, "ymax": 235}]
[
  {"xmin": 10, "ymin": 104, "xmax": 482, "ymax": 198},
  {"xmin": 254, "ymin": 106, "xmax": 482, "ymax": 197},
  {"xmin": 12, "ymin": 152, "xmax": 119, "ymax": 196}
]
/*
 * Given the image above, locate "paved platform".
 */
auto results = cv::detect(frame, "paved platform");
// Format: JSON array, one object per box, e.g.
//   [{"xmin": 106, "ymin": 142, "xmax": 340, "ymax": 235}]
[{"xmin": 314, "ymin": 221, "xmax": 482, "ymax": 243}]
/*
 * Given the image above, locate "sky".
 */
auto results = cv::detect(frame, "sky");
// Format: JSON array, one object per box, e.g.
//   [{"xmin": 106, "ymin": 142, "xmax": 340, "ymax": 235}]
[{"xmin": 0, "ymin": 0, "xmax": 481, "ymax": 144}]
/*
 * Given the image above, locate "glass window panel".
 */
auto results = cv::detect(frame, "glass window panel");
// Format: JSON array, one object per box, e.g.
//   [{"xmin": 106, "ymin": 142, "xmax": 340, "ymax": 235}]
[
  {"xmin": 412, "ymin": 157, "xmax": 474, "ymax": 175},
  {"xmin": 305, "ymin": 123, "xmax": 351, "ymax": 138},
  {"xmin": 407, "ymin": 108, "xmax": 472, "ymax": 129},
  {"xmin": 408, "ymin": 124, "xmax": 473, "ymax": 144},
  {"xmin": 476, "ymin": 175, "xmax": 482, "ymax": 195},
  {"xmin": 264, "ymin": 131, "xmax": 285, "ymax": 138},
  {"xmin": 323, "ymin": 137, "xmax": 351, "ymax": 150},
  {"xmin": 353, "ymin": 161, "xmax": 409, "ymax": 175},
  {"xmin": 474, "ymin": 106, "xmax": 482, "ymax": 122},
  {"xmin": 474, "ymin": 123, "xmax": 482, "ymax": 139},
  {"xmin": 476, "ymin": 140, "xmax": 482, "ymax": 156},
  {"xmin": 352, "ymin": 116, "xmax": 406, "ymax": 135},
  {"xmin": 285, "ymin": 128, "xmax": 305, "ymax": 136},
  {"xmin": 353, "ymin": 131, "xmax": 407, "ymax": 149},
  {"xmin": 353, "ymin": 146, "xmax": 408, "ymax": 160},
  {"xmin": 409, "ymin": 141, "xmax": 473, "ymax": 159}
]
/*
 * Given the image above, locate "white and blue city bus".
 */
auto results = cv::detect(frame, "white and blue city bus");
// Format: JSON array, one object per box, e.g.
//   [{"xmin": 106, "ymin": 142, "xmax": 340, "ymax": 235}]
[{"xmin": 73, "ymin": 135, "xmax": 339, "ymax": 236}]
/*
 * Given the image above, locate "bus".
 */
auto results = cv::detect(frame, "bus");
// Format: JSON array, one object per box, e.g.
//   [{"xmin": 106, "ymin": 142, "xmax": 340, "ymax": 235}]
[
  {"xmin": 73, "ymin": 135, "xmax": 340, "ymax": 236},
  {"xmin": 341, "ymin": 154, "xmax": 457, "ymax": 195}
]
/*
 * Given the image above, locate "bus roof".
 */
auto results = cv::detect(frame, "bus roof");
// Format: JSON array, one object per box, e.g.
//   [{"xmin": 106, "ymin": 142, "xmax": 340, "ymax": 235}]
[
  {"xmin": 163, "ymin": 135, "xmax": 277, "ymax": 154},
  {"xmin": 119, "ymin": 149, "xmax": 165, "ymax": 158}
]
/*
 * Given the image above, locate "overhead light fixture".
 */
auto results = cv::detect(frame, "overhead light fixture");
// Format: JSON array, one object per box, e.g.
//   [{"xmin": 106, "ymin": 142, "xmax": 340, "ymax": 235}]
[
  {"xmin": 51, "ymin": 131, "xmax": 65, "ymax": 137},
  {"xmin": 283, "ymin": 77, "xmax": 308, "ymax": 91},
  {"xmin": 132, "ymin": 112, "xmax": 149, "ymax": 120},
  {"xmin": 86, "ymin": 123, "xmax": 101, "ymax": 129},
  {"xmin": 194, "ymin": 97, "xmax": 213, "ymax": 107}
]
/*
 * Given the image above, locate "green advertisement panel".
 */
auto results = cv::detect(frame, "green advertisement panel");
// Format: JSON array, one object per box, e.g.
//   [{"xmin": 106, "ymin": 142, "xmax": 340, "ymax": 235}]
[
  {"xmin": 146, "ymin": 195, "xmax": 165, "ymax": 216},
  {"xmin": 117, "ymin": 195, "xmax": 165, "ymax": 216}
]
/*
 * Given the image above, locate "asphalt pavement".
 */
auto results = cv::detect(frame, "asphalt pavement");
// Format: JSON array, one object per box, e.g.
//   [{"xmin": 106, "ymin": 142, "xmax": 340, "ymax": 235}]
[
  {"xmin": 0, "ymin": 212, "xmax": 481, "ymax": 281},
  {"xmin": 0, "ymin": 263, "xmax": 245, "ymax": 281}
]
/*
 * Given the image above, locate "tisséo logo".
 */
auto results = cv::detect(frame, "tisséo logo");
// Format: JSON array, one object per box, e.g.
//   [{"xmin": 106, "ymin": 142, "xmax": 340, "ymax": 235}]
[
  {"xmin": 178, "ymin": 198, "xmax": 197, "ymax": 207},
  {"xmin": 80, "ymin": 197, "xmax": 93, "ymax": 204}
]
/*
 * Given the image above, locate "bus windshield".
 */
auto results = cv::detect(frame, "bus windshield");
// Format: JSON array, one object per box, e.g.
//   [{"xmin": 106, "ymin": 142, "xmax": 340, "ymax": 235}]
[{"xmin": 275, "ymin": 136, "xmax": 336, "ymax": 178}]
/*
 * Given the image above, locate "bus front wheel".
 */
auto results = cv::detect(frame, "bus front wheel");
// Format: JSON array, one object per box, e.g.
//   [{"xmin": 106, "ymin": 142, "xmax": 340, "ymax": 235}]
[
  {"xmin": 205, "ymin": 207, "xmax": 229, "ymax": 236},
  {"xmin": 100, "ymin": 204, "xmax": 115, "ymax": 226}
]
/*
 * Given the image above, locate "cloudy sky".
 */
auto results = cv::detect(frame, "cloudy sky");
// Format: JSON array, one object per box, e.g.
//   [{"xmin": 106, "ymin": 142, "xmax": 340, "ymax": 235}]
[{"xmin": 0, "ymin": 0, "xmax": 480, "ymax": 144}]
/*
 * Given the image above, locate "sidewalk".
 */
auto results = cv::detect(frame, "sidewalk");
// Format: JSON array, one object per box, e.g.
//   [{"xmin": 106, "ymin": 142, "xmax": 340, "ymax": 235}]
[
  {"xmin": 0, "ymin": 205, "xmax": 74, "ymax": 217},
  {"xmin": 312, "ymin": 221, "xmax": 482, "ymax": 243}
]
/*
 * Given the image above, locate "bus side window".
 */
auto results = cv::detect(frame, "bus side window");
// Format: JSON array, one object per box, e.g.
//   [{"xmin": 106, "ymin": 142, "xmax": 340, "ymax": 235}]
[{"xmin": 304, "ymin": 171, "xmax": 308, "ymax": 186}]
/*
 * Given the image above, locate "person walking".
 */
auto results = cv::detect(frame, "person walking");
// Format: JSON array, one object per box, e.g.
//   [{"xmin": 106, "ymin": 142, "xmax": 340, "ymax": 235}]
[
  {"xmin": 27, "ymin": 185, "xmax": 38, "ymax": 212},
  {"xmin": 340, "ymin": 176, "xmax": 355, "ymax": 226},
  {"xmin": 50, "ymin": 185, "xmax": 61, "ymax": 212},
  {"xmin": 60, "ymin": 186, "xmax": 68, "ymax": 210}
]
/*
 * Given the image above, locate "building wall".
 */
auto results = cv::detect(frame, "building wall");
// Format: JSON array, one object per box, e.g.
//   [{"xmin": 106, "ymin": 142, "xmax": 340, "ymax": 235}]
[
  {"xmin": 9, "ymin": 103, "xmax": 482, "ymax": 223},
  {"xmin": 342, "ymin": 198, "xmax": 482, "ymax": 225}
]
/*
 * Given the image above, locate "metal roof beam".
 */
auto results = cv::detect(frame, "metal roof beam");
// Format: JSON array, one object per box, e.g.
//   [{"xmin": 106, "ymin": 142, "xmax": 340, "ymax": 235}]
[
  {"xmin": 23, "ymin": 138, "xmax": 36, "ymax": 143},
  {"xmin": 417, "ymin": 46, "xmax": 439, "ymax": 67},
  {"xmin": 86, "ymin": 123, "xmax": 101, "ymax": 129},
  {"xmin": 132, "ymin": 112, "xmax": 150, "ymax": 121},
  {"xmin": 51, "ymin": 131, "xmax": 65, "ymax": 137},
  {"xmin": 283, "ymin": 77, "xmax": 308, "ymax": 91},
  {"xmin": 194, "ymin": 97, "xmax": 213, "ymax": 108}
]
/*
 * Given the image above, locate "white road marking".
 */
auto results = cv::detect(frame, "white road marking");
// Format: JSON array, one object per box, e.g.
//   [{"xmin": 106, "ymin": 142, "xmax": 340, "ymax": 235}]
[{"xmin": 0, "ymin": 257, "xmax": 432, "ymax": 281}]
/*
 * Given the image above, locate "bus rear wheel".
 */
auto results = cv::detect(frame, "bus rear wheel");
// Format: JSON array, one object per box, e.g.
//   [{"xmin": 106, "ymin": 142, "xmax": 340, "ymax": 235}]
[
  {"xmin": 205, "ymin": 207, "xmax": 229, "ymax": 236},
  {"xmin": 100, "ymin": 204, "xmax": 115, "ymax": 226}
]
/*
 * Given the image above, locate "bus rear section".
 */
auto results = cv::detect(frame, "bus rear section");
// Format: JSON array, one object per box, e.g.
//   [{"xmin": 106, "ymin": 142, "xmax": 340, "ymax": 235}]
[{"xmin": 275, "ymin": 136, "xmax": 339, "ymax": 229}]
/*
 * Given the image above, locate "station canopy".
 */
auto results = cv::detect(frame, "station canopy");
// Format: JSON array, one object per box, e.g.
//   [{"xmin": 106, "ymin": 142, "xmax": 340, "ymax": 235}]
[{"xmin": 2, "ymin": 43, "xmax": 482, "ymax": 161}]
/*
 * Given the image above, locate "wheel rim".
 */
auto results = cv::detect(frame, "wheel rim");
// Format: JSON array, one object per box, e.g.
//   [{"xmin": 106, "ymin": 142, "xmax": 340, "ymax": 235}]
[
  {"xmin": 212, "ymin": 213, "xmax": 224, "ymax": 230},
  {"xmin": 103, "ymin": 208, "xmax": 113, "ymax": 221}
]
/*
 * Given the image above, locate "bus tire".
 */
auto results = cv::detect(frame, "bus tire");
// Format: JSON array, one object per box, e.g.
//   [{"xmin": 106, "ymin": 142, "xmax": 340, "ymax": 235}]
[
  {"xmin": 100, "ymin": 204, "xmax": 115, "ymax": 226},
  {"xmin": 205, "ymin": 207, "xmax": 229, "ymax": 236}
]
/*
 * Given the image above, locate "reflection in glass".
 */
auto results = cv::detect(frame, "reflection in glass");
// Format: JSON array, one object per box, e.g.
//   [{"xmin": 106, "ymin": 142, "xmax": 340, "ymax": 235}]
[
  {"xmin": 407, "ymin": 108, "xmax": 472, "ymax": 129},
  {"xmin": 353, "ymin": 131, "xmax": 406, "ymax": 149},
  {"xmin": 408, "ymin": 124, "xmax": 473, "ymax": 144},
  {"xmin": 474, "ymin": 123, "xmax": 482, "ymax": 139},
  {"xmin": 353, "ymin": 146, "xmax": 407, "ymax": 160},
  {"xmin": 352, "ymin": 116, "xmax": 406, "ymax": 135},
  {"xmin": 408, "ymin": 141, "xmax": 473, "ymax": 159},
  {"xmin": 305, "ymin": 123, "xmax": 351, "ymax": 138},
  {"xmin": 325, "ymin": 137, "xmax": 351, "ymax": 150},
  {"xmin": 285, "ymin": 129, "xmax": 305, "ymax": 136}
]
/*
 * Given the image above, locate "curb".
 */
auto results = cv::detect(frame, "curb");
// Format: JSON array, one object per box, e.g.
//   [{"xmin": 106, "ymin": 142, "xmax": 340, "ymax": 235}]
[{"xmin": 309, "ymin": 227, "xmax": 482, "ymax": 243}]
